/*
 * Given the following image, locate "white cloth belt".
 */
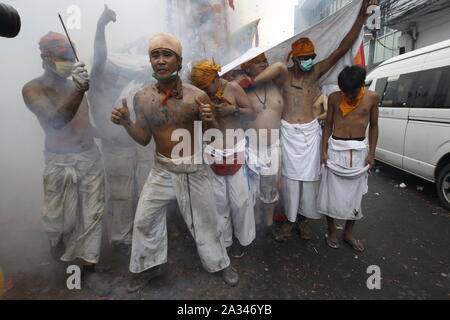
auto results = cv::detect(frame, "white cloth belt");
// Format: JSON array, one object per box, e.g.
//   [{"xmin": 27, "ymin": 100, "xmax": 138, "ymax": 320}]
[
  {"xmin": 204, "ymin": 139, "xmax": 246, "ymax": 159},
  {"xmin": 155, "ymin": 153, "xmax": 200, "ymax": 173}
]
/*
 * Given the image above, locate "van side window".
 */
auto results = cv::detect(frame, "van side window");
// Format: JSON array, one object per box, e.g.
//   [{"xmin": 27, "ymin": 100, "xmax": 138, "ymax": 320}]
[
  {"xmin": 375, "ymin": 78, "xmax": 387, "ymax": 102},
  {"xmin": 382, "ymin": 80, "xmax": 399, "ymax": 107},
  {"xmin": 397, "ymin": 73, "xmax": 416, "ymax": 107},
  {"xmin": 444, "ymin": 85, "xmax": 450, "ymax": 108},
  {"xmin": 438, "ymin": 67, "xmax": 450, "ymax": 108},
  {"xmin": 413, "ymin": 69, "xmax": 444, "ymax": 108},
  {"xmin": 380, "ymin": 74, "xmax": 416, "ymax": 108}
]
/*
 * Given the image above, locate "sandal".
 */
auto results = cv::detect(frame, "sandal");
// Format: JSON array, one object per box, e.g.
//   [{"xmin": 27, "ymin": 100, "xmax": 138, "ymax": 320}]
[
  {"xmin": 343, "ymin": 238, "xmax": 365, "ymax": 252},
  {"xmin": 325, "ymin": 235, "xmax": 340, "ymax": 249}
]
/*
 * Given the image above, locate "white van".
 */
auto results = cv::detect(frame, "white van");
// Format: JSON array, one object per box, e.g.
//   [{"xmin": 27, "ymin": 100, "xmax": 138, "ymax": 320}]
[{"xmin": 366, "ymin": 39, "xmax": 450, "ymax": 210}]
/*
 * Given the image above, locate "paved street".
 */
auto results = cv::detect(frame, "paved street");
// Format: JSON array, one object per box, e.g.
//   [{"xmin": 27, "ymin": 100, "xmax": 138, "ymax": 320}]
[{"xmin": 1, "ymin": 163, "xmax": 449, "ymax": 300}]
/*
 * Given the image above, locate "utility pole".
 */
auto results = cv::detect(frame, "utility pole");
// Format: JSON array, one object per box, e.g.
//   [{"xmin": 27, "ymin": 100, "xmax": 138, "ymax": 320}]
[{"xmin": 368, "ymin": 37, "xmax": 376, "ymax": 68}]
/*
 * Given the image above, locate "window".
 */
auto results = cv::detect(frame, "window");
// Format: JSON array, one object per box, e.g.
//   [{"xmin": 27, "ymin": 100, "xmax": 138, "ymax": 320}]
[
  {"xmin": 396, "ymin": 73, "xmax": 416, "ymax": 107},
  {"xmin": 381, "ymin": 80, "xmax": 398, "ymax": 107},
  {"xmin": 376, "ymin": 73, "xmax": 416, "ymax": 108},
  {"xmin": 437, "ymin": 66, "xmax": 450, "ymax": 109},
  {"xmin": 375, "ymin": 77, "xmax": 387, "ymax": 102},
  {"xmin": 443, "ymin": 84, "xmax": 450, "ymax": 108},
  {"xmin": 413, "ymin": 69, "xmax": 444, "ymax": 108}
]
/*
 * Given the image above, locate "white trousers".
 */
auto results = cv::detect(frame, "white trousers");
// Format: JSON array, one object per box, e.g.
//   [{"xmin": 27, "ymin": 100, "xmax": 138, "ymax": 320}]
[
  {"xmin": 282, "ymin": 177, "xmax": 321, "ymax": 221},
  {"xmin": 130, "ymin": 156, "xmax": 230, "ymax": 274},
  {"xmin": 206, "ymin": 166, "xmax": 255, "ymax": 248},
  {"xmin": 42, "ymin": 145, "xmax": 105, "ymax": 264},
  {"xmin": 246, "ymin": 142, "xmax": 281, "ymax": 205}
]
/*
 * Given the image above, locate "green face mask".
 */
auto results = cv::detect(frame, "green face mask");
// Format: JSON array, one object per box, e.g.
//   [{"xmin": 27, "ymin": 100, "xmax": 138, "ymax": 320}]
[
  {"xmin": 53, "ymin": 61, "xmax": 75, "ymax": 78},
  {"xmin": 152, "ymin": 71, "xmax": 178, "ymax": 83},
  {"xmin": 299, "ymin": 59, "xmax": 314, "ymax": 72}
]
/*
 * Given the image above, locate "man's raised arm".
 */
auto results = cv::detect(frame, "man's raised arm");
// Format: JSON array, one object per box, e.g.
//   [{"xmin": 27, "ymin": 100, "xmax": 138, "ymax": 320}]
[
  {"xmin": 92, "ymin": 5, "xmax": 116, "ymax": 79},
  {"xmin": 316, "ymin": 0, "xmax": 373, "ymax": 79}
]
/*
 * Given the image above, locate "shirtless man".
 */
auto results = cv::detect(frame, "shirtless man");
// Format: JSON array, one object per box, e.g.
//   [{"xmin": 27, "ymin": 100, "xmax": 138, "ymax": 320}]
[
  {"xmin": 111, "ymin": 33, "xmax": 237, "ymax": 292},
  {"xmin": 89, "ymin": 5, "xmax": 153, "ymax": 257},
  {"xmin": 189, "ymin": 60, "xmax": 257, "ymax": 258},
  {"xmin": 313, "ymin": 87, "xmax": 328, "ymax": 122},
  {"xmin": 239, "ymin": 0, "xmax": 374, "ymax": 241},
  {"xmin": 318, "ymin": 66, "xmax": 379, "ymax": 252},
  {"xmin": 319, "ymin": 65, "xmax": 379, "ymax": 252},
  {"xmin": 22, "ymin": 32, "xmax": 110, "ymax": 295},
  {"xmin": 235, "ymin": 53, "xmax": 284, "ymax": 238}
]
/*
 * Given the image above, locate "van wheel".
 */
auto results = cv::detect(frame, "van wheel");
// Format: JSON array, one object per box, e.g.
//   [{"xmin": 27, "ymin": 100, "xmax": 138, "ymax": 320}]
[{"xmin": 437, "ymin": 164, "xmax": 450, "ymax": 211}]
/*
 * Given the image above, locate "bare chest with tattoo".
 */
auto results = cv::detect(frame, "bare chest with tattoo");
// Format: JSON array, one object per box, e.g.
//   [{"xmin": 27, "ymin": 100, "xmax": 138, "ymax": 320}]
[
  {"xmin": 145, "ymin": 96, "xmax": 199, "ymax": 128},
  {"xmin": 283, "ymin": 71, "xmax": 318, "ymax": 122}
]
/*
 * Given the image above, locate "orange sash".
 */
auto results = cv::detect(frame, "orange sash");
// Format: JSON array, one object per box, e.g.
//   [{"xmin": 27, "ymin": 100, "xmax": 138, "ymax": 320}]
[
  {"xmin": 214, "ymin": 87, "xmax": 233, "ymax": 105},
  {"xmin": 340, "ymin": 87, "xmax": 366, "ymax": 117}
]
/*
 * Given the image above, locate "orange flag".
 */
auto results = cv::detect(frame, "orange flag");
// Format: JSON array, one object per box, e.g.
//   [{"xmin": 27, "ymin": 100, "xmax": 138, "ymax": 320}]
[{"xmin": 354, "ymin": 42, "xmax": 366, "ymax": 68}]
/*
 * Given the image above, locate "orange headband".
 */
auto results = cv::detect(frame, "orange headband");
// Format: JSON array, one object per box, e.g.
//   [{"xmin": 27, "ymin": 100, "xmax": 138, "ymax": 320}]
[
  {"xmin": 241, "ymin": 53, "xmax": 267, "ymax": 69},
  {"xmin": 190, "ymin": 60, "xmax": 222, "ymax": 89},
  {"xmin": 287, "ymin": 37, "xmax": 315, "ymax": 62}
]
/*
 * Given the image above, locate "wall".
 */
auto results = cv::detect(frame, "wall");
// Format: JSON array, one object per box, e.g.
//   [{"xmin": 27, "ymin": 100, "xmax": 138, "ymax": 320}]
[{"xmin": 415, "ymin": 11, "xmax": 450, "ymax": 49}]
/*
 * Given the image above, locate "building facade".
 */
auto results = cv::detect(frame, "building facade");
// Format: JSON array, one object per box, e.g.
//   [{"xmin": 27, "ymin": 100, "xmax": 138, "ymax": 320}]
[{"xmin": 294, "ymin": 0, "xmax": 450, "ymax": 69}]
